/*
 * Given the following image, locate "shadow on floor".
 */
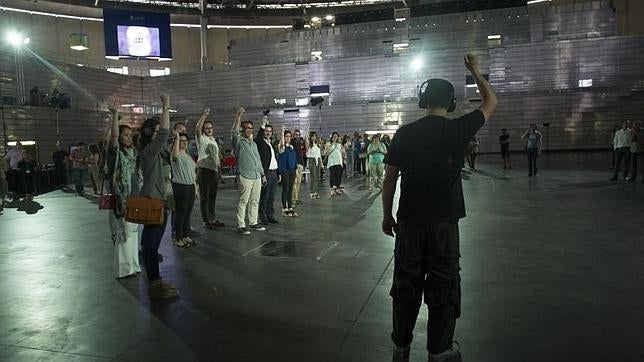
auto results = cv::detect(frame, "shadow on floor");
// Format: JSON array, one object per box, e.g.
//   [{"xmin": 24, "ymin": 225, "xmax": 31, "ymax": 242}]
[{"xmin": 3, "ymin": 198, "xmax": 45, "ymax": 214}]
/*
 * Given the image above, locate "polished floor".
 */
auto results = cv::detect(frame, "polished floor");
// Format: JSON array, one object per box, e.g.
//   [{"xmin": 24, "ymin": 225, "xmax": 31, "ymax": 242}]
[{"xmin": 1, "ymin": 152, "xmax": 643, "ymax": 362}]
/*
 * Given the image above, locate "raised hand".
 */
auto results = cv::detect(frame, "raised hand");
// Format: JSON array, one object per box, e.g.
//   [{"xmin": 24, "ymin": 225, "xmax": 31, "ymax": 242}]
[
  {"xmin": 160, "ymin": 93, "xmax": 170, "ymax": 106},
  {"xmin": 464, "ymin": 53, "xmax": 479, "ymax": 72},
  {"xmin": 203, "ymin": 107, "xmax": 210, "ymax": 116}
]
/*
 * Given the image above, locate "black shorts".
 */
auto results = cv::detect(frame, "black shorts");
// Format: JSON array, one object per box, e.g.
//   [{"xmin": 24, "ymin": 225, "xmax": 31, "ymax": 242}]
[{"xmin": 501, "ymin": 148, "xmax": 510, "ymax": 158}]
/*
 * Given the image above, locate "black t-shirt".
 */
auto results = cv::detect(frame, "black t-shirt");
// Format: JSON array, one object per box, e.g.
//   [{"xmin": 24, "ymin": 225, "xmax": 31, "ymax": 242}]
[
  {"xmin": 500, "ymin": 134, "xmax": 510, "ymax": 151},
  {"xmin": 18, "ymin": 160, "xmax": 37, "ymax": 175},
  {"xmin": 52, "ymin": 150, "xmax": 68, "ymax": 165},
  {"xmin": 385, "ymin": 110, "xmax": 485, "ymax": 225}
]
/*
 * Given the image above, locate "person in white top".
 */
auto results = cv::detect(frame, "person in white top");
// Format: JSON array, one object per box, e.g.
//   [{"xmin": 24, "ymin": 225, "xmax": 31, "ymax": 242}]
[
  {"xmin": 325, "ymin": 132, "xmax": 345, "ymax": 196},
  {"xmin": 195, "ymin": 107, "xmax": 225, "ymax": 229},
  {"xmin": 305, "ymin": 132, "xmax": 322, "ymax": 199},
  {"xmin": 257, "ymin": 112, "xmax": 280, "ymax": 224},
  {"xmin": 611, "ymin": 120, "xmax": 632, "ymax": 181}
]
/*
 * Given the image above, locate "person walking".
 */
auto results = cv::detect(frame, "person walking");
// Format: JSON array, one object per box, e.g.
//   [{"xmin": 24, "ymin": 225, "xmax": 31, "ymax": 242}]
[
  {"xmin": 70, "ymin": 142, "xmax": 90, "ymax": 194},
  {"xmin": 195, "ymin": 107, "xmax": 225, "ymax": 229},
  {"xmin": 325, "ymin": 132, "xmax": 344, "ymax": 196},
  {"xmin": 382, "ymin": 53, "xmax": 498, "ymax": 362},
  {"xmin": 500, "ymin": 128, "xmax": 512, "ymax": 169},
  {"xmin": 305, "ymin": 132, "xmax": 322, "ymax": 199},
  {"xmin": 105, "ymin": 109, "xmax": 141, "ymax": 280},
  {"xmin": 521, "ymin": 124, "xmax": 542, "ymax": 177},
  {"xmin": 231, "ymin": 107, "xmax": 266, "ymax": 235},
  {"xmin": 138, "ymin": 94, "xmax": 179, "ymax": 299},
  {"xmin": 611, "ymin": 120, "xmax": 631, "ymax": 181}
]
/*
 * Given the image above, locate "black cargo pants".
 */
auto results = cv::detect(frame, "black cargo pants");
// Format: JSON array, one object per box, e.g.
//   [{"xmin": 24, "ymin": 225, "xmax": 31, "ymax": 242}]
[{"xmin": 390, "ymin": 220, "xmax": 461, "ymax": 354}]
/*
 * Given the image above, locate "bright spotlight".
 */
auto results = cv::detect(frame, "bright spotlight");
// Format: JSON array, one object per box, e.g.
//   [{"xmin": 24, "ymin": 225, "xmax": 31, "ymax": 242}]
[
  {"xmin": 325, "ymin": 15, "xmax": 334, "ymax": 21},
  {"xmin": 6, "ymin": 31, "xmax": 29, "ymax": 47},
  {"xmin": 411, "ymin": 56, "xmax": 423, "ymax": 71},
  {"xmin": 311, "ymin": 16, "xmax": 320, "ymax": 22}
]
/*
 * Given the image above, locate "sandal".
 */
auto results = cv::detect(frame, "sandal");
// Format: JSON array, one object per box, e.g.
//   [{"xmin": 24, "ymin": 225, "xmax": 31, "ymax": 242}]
[
  {"xmin": 288, "ymin": 209, "xmax": 298, "ymax": 217},
  {"xmin": 174, "ymin": 238, "xmax": 189, "ymax": 248}
]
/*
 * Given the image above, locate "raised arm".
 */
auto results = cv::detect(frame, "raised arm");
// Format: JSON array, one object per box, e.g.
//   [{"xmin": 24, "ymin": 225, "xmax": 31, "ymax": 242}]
[
  {"xmin": 160, "ymin": 94, "xmax": 170, "ymax": 131},
  {"xmin": 195, "ymin": 107, "xmax": 210, "ymax": 138},
  {"xmin": 231, "ymin": 107, "xmax": 245, "ymax": 146},
  {"xmin": 465, "ymin": 54, "xmax": 498, "ymax": 121},
  {"xmin": 108, "ymin": 109, "xmax": 119, "ymax": 147},
  {"xmin": 278, "ymin": 125, "xmax": 286, "ymax": 152},
  {"xmin": 171, "ymin": 130, "xmax": 181, "ymax": 159}
]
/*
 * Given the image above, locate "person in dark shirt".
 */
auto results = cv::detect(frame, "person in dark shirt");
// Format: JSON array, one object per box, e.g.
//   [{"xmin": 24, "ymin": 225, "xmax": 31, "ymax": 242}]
[
  {"xmin": 382, "ymin": 53, "xmax": 498, "ymax": 362},
  {"xmin": 500, "ymin": 128, "xmax": 512, "ymax": 169},
  {"xmin": 52, "ymin": 144, "xmax": 69, "ymax": 187},
  {"xmin": 18, "ymin": 152, "xmax": 38, "ymax": 199}
]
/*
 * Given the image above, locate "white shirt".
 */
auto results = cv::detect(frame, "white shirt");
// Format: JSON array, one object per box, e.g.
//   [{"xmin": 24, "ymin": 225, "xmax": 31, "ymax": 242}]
[
  {"xmin": 5, "ymin": 148, "xmax": 24, "ymax": 170},
  {"xmin": 306, "ymin": 143, "xmax": 321, "ymax": 160},
  {"xmin": 326, "ymin": 143, "xmax": 343, "ymax": 167},
  {"xmin": 613, "ymin": 129, "xmax": 630, "ymax": 149},
  {"xmin": 196, "ymin": 135, "xmax": 220, "ymax": 170},
  {"xmin": 264, "ymin": 139, "xmax": 278, "ymax": 170}
]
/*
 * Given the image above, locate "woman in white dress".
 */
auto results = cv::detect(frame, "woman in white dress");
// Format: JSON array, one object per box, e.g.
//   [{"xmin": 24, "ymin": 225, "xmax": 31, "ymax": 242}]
[{"xmin": 105, "ymin": 109, "xmax": 141, "ymax": 279}]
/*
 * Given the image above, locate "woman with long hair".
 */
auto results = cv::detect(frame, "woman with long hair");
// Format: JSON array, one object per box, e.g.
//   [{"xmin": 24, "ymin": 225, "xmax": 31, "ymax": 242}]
[
  {"xmin": 325, "ymin": 132, "xmax": 344, "ymax": 196},
  {"xmin": 138, "ymin": 94, "xmax": 179, "ymax": 299},
  {"xmin": 305, "ymin": 131, "xmax": 322, "ymax": 199},
  {"xmin": 278, "ymin": 128, "xmax": 298, "ymax": 216},
  {"xmin": 105, "ymin": 109, "xmax": 141, "ymax": 279}
]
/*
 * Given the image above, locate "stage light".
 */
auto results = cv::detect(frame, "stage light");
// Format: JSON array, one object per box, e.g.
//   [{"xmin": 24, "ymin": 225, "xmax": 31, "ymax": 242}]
[
  {"xmin": 6, "ymin": 31, "xmax": 24, "ymax": 46},
  {"xmin": 23, "ymin": 37, "xmax": 30, "ymax": 45},
  {"xmin": 311, "ymin": 16, "xmax": 320, "ymax": 22},
  {"xmin": 411, "ymin": 56, "xmax": 423, "ymax": 71},
  {"xmin": 325, "ymin": 15, "xmax": 334, "ymax": 21}
]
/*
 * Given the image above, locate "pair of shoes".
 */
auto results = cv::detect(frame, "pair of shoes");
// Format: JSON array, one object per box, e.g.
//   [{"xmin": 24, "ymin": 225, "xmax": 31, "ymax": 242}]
[
  {"xmin": 210, "ymin": 220, "xmax": 225, "ymax": 228},
  {"xmin": 174, "ymin": 238, "xmax": 190, "ymax": 248},
  {"xmin": 392, "ymin": 344, "xmax": 410, "ymax": 362},
  {"xmin": 259, "ymin": 219, "xmax": 269, "ymax": 226},
  {"xmin": 267, "ymin": 218, "xmax": 279, "ymax": 224},
  {"xmin": 249, "ymin": 224, "xmax": 266, "ymax": 231},
  {"xmin": 293, "ymin": 200, "xmax": 301, "ymax": 204},
  {"xmin": 609, "ymin": 176, "xmax": 618, "ymax": 181},
  {"xmin": 429, "ymin": 341, "xmax": 460, "ymax": 362},
  {"xmin": 288, "ymin": 209, "xmax": 298, "ymax": 217},
  {"xmin": 237, "ymin": 227, "xmax": 251, "ymax": 235},
  {"xmin": 148, "ymin": 280, "xmax": 180, "ymax": 300}
]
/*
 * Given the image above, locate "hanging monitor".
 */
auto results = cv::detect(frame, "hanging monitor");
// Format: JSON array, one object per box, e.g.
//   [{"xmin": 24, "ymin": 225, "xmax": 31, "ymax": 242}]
[{"xmin": 103, "ymin": 8, "xmax": 172, "ymax": 60}]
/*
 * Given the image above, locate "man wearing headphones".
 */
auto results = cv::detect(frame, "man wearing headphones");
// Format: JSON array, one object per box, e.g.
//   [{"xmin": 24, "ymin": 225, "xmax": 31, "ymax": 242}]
[{"xmin": 382, "ymin": 54, "xmax": 498, "ymax": 362}]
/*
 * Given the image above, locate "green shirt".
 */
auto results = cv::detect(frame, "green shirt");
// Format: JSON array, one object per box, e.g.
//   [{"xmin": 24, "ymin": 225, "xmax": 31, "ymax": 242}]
[
  {"xmin": 231, "ymin": 133, "xmax": 264, "ymax": 180},
  {"xmin": 368, "ymin": 142, "xmax": 386, "ymax": 164}
]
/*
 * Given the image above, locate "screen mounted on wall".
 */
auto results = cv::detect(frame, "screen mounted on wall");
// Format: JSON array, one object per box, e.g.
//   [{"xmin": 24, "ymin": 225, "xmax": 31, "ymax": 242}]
[{"xmin": 103, "ymin": 9, "xmax": 172, "ymax": 60}]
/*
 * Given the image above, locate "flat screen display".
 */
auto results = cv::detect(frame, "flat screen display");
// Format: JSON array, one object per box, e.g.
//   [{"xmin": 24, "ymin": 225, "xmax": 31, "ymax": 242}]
[
  {"xmin": 103, "ymin": 8, "xmax": 172, "ymax": 60},
  {"xmin": 117, "ymin": 25, "xmax": 160, "ymax": 57}
]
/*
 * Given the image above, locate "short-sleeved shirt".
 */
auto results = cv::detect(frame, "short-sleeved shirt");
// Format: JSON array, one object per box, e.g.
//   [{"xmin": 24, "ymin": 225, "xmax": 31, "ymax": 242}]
[
  {"xmin": 172, "ymin": 152, "xmax": 197, "ymax": 185},
  {"xmin": 367, "ymin": 142, "xmax": 387, "ymax": 164},
  {"xmin": 5, "ymin": 148, "xmax": 24, "ymax": 170},
  {"xmin": 70, "ymin": 148, "xmax": 90, "ymax": 169},
  {"xmin": 196, "ymin": 135, "xmax": 220, "ymax": 171},
  {"xmin": 385, "ymin": 110, "xmax": 485, "ymax": 225},
  {"xmin": 326, "ymin": 143, "xmax": 343, "ymax": 167},
  {"xmin": 526, "ymin": 133, "xmax": 540, "ymax": 149}
]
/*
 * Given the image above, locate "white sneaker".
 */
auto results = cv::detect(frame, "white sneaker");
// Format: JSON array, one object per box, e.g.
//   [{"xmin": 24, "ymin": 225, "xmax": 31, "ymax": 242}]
[{"xmin": 429, "ymin": 341, "xmax": 460, "ymax": 362}]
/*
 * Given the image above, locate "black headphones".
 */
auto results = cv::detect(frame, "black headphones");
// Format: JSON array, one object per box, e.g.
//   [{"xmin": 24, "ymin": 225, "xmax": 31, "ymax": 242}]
[{"xmin": 418, "ymin": 78, "xmax": 457, "ymax": 112}]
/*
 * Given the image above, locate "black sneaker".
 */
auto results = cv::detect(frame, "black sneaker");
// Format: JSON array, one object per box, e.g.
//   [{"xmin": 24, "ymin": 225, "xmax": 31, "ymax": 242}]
[
  {"xmin": 267, "ymin": 218, "xmax": 279, "ymax": 224},
  {"xmin": 237, "ymin": 227, "xmax": 251, "ymax": 235},
  {"xmin": 392, "ymin": 344, "xmax": 410, "ymax": 362},
  {"xmin": 249, "ymin": 224, "xmax": 266, "ymax": 231},
  {"xmin": 259, "ymin": 219, "xmax": 269, "ymax": 226}
]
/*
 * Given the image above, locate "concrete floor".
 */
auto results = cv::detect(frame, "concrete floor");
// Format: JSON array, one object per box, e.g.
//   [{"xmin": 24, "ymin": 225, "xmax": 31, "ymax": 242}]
[{"xmin": 1, "ymin": 151, "xmax": 643, "ymax": 362}]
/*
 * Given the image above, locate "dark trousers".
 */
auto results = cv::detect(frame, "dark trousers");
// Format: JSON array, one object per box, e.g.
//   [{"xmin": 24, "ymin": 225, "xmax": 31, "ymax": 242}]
[
  {"xmin": 329, "ymin": 165, "xmax": 343, "ymax": 188},
  {"xmin": 8, "ymin": 169, "xmax": 21, "ymax": 194},
  {"xmin": 141, "ymin": 209, "xmax": 168, "ymax": 281},
  {"xmin": 359, "ymin": 158, "xmax": 367, "ymax": 175},
  {"xmin": 54, "ymin": 163, "xmax": 67, "ymax": 187},
  {"xmin": 72, "ymin": 168, "xmax": 86, "ymax": 193},
  {"xmin": 21, "ymin": 173, "xmax": 36, "ymax": 196},
  {"xmin": 259, "ymin": 169, "xmax": 278, "ymax": 221},
  {"xmin": 280, "ymin": 169, "xmax": 296, "ymax": 209},
  {"xmin": 391, "ymin": 221, "xmax": 461, "ymax": 353},
  {"xmin": 197, "ymin": 168, "xmax": 219, "ymax": 223},
  {"xmin": 172, "ymin": 183, "xmax": 195, "ymax": 240},
  {"xmin": 613, "ymin": 147, "xmax": 631, "ymax": 179},
  {"xmin": 467, "ymin": 153, "xmax": 478, "ymax": 169},
  {"xmin": 527, "ymin": 148, "xmax": 538, "ymax": 175},
  {"xmin": 630, "ymin": 152, "xmax": 641, "ymax": 180}
]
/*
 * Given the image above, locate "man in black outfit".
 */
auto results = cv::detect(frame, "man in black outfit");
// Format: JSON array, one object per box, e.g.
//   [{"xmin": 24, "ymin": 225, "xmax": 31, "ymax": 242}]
[
  {"xmin": 382, "ymin": 54, "xmax": 498, "ymax": 362},
  {"xmin": 257, "ymin": 110, "xmax": 279, "ymax": 225},
  {"xmin": 52, "ymin": 142, "xmax": 69, "ymax": 188}
]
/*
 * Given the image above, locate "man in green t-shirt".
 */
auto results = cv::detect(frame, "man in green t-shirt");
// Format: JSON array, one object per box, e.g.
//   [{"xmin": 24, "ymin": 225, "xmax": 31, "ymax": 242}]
[{"xmin": 367, "ymin": 134, "xmax": 387, "ymax": 191}]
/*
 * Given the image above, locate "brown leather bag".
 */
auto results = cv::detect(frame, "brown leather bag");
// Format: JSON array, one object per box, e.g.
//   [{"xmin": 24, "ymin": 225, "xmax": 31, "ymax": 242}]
[{"xmin": 124, "ymin": 197, "xmax": 164, "ymax": 225}]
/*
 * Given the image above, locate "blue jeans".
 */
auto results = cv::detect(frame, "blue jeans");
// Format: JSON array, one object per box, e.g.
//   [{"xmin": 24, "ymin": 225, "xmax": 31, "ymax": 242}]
[
  {"xmin": 72, "ymin": 168, "xmax": 87, "ymax": 193},
  {"xmin": 141, "ymin": 209, "xmax": 168, "ymax": 281},
  {"xmin": 527, "ymin": 148, "xmax": 538, "ymax": 175}
]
